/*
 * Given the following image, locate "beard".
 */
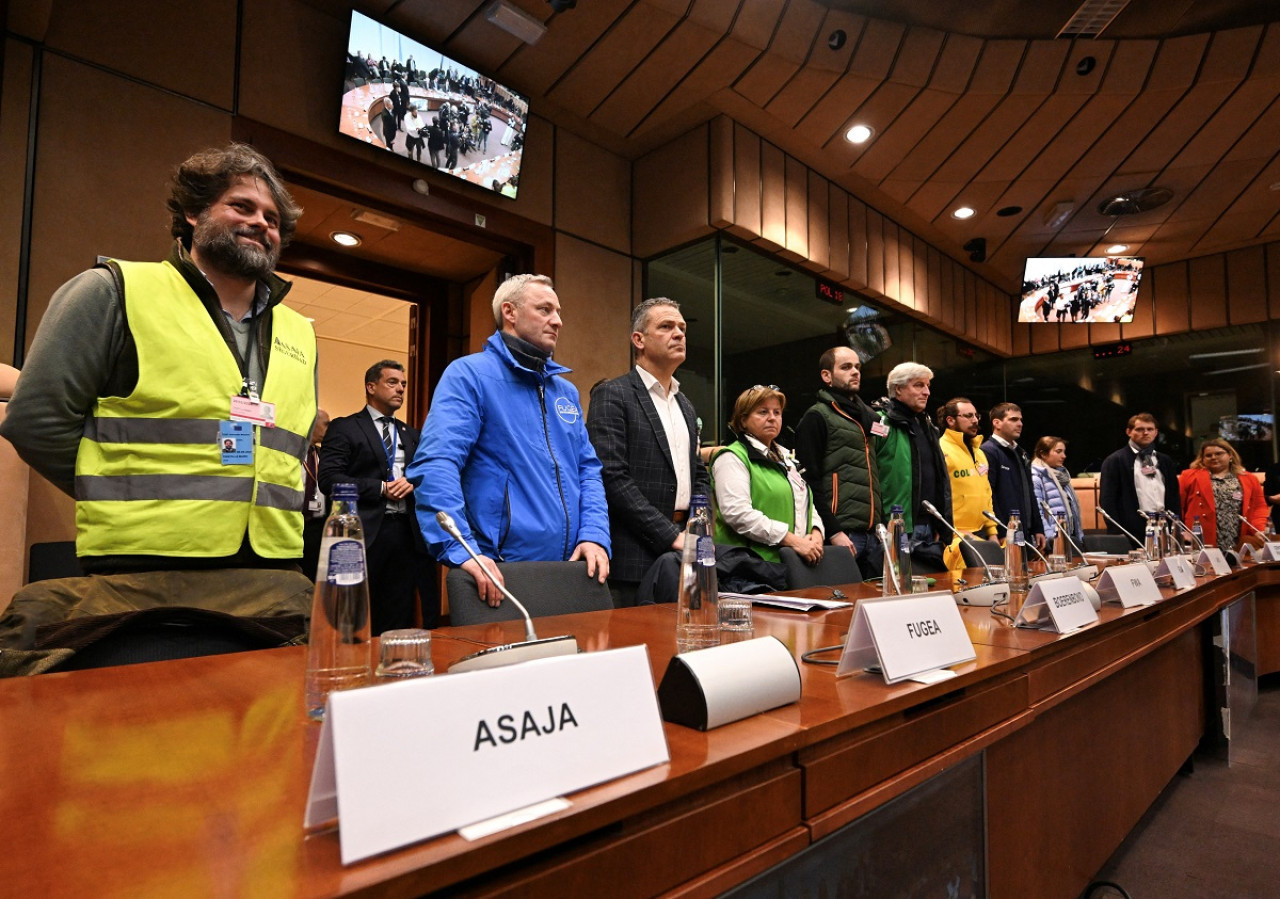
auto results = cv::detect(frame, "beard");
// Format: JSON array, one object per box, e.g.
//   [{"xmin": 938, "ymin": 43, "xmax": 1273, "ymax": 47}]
[{"xmin": 192, "ymin": 214, "xmax": 279, "ymax": 280}]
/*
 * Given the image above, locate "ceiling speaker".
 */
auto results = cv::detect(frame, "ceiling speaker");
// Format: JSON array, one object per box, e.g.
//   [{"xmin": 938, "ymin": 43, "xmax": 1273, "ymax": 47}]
[
  {"xmin": 963, "ymin": 238, "xmax": 987, "ymax": 263},
  {"xmin": 1098, "ymin": 187, "xmax": 1173, "ymax": 217}
]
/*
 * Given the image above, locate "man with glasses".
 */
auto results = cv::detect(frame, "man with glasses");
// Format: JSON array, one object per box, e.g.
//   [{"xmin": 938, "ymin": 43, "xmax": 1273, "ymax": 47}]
[
  {"xmin": 795, "ymin": 346, "xmax": 884, "ymax": 577},
  {"xmin": 937, "ymin": 398, "xmax": 999, "ymax": 543},
  {"xmin": 1099, "ymin": 412, "xmax": 1181, "ymax": 541}
]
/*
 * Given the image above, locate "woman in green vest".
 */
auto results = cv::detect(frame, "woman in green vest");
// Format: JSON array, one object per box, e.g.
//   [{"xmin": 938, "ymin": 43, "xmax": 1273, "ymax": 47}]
[{"xmin": 710, "ymin": 385, "xmax": 824, "ymax": 564}]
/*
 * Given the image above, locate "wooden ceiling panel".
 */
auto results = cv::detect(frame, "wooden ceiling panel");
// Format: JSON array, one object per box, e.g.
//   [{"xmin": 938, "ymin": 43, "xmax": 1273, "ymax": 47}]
[
  {"xmin": 1198, "ymin": 25, "xmax": 1266, "ymax": 82},
  {"xmin": 735, "ymin": 51, "xmax": 805, "ymax": 109},
  {"xmin": 639, "ymin": 39, "xmax": 765, "ymax": 137},
  {"xmin": 1057, "ymin": 42, "xmax": 1114, "ymax": 95},
  {"xmin": 846, "ymin": 83, "xmax": 936, "ymax": 182},
  {"xmin": 764, "ymin": 0, "xmax": 828, "ymax": 63},
  {"xmin": 546, "ymin": 6, "xmax": 680, "ymax": 114},
  {"xmin": 1099, "ymin": 39, "xmax": 1161, "ymax": 92},
  {"xmin": 1178, "ymin": 160, "xmax": 1268, "ymax": 223},
  {"xmin": 1223, "ymin": 92, "xmax": 1280, "ymax": 162},
  {"xmin": 443, "ymin": 11, "xmax": 531, "ymax": 74},
  {"xmin": 847, "ymin": 17, "xmax": 907, "ymax": 80},
  {"xmin": 792, "ymin": 73, "xmax": 885, "ymax": 148},
  {"xmin": 590, "ymin": 19, "xmax": 723, "ymax": 136},
  {"xmin": 498, "ymin": 1, "xmax": 627, "ymax": 95},
  {"xmin": 1116, "ymin": 83, "xmax": 1238, "ymax": 176},
  {"xmin": 852, "ymin": 87, "xmax": 962, "ymax": 185},
  {"xmin": 968, "ymin": 40, "xmax": 1027, "ymax": 93},
  {"xmin": 930, "ymin": 33, "xmax": 985, "ymax": 91},
  {"xmin": 391, "ymin": 0, "xmax": 489, "ymax": 45},
  {"xmin": 729, "ymin": 0, "xmax": 786, "ymax": 49},
  {"xmin": 886, "ymin": 28, "xmax": 947, "ymax": 89},
  {"xmin": 976, "ymin": 93, "xmax": 1093, "ymax": 185},
  {"xmin": 928, "ymin": 95, "xmax": 1047, "ymax": 184},
  {"xmin": 887, "ymin": 93, "xmax": 1006, "ymax": 186},
  {"xmin": 1008, "ymin": 40, "xmax": 1069, "ymax": 95}
]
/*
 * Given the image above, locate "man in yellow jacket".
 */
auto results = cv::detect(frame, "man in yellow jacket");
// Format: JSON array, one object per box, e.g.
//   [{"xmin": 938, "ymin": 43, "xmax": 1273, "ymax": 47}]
[{"xmin": 937, "ymin": 398, "xmax": 1000, "ymax": 570}]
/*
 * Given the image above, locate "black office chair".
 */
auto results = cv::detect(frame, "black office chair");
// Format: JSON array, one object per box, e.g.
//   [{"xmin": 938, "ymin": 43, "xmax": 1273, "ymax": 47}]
[
  {"xmin": 28, "ymin": 541, "xmax": 81, "ymax": 582},
  {"xmin": 779, "ymin": 546, "xmax": 862, "ymax": 589},
  {"xmin": 959, "ymin": 538, "xmax": 1005, "ymax": 569},
  {"xmin": 1083, "ymin": 533, "xmax": 1135, "ymax": 555},
  {"xmin": 446, "ymin": 561, "xmax": 613, "ymax": 626}
]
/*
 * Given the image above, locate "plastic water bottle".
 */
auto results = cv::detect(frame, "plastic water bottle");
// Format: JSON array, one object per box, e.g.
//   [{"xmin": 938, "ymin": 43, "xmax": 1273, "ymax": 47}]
[
  {"xmin": 1159, "ymin": 512, "xmax": 1177, "ymax": 558},
  {"xmin": 1005, "ymin": 509, "xmax": 1029, "ymax": 617},
  {"xmin": 676, "ymin": 495, "xmax": 719, "ymax": 653},
  {"xmin": 1143, "ymin": 514, "xmax": 1161, "ymax": 561},
  {"xmin": 305, "ymin": 482, "xmax": 372, "ymax": 720},
  {"xmin": 1191, "ymin": 515, "xmax": 1205, "ymax": 550},
  {"xmin": 884, "ymin": 505, "xmax": 910, "ymax": 595}
]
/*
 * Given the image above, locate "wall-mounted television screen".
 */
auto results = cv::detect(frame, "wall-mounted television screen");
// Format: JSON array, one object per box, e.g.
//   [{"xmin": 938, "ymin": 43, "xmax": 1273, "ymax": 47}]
[
  {"xmin": 1218, "ymin": 414, "xmax": 1273, "ymax": 442},
  {"xmin": 1017, "ymin": 256, "xmax": 1145, "ymax": 324},
  {"xmin": 340, "ymin": 11, "xmax": 530, "ymax": 199}
]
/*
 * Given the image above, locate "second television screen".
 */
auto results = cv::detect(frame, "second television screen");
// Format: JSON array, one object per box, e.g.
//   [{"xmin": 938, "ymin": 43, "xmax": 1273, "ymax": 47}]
[
  {"xmin": 1018, "ymin": 256, "xmax": 1145, "ymax": 324},
  {"xmin": 340, "ymin": 11, "xmax": 530, "ymax": 199}
]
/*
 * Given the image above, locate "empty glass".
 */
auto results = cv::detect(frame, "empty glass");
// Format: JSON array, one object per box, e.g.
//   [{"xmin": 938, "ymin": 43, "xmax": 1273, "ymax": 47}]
[
  {"xmin": 717, "ymin": 597, "xmax": 754, "ymax": 643},
  {"xmin": 376, "ymin": 628, "xmax": 434, "ymax": 678}
]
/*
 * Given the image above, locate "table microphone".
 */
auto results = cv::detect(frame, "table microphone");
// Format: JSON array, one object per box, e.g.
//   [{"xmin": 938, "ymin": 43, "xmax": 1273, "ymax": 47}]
[
  {"xmin": 436, "ymin": 511, "xmax": 578, "ymax": 673},
  {"xmin": 1037, "ymin": 499, "xmax": 1098, "ymax": 581},
  {"xmin": 919, "ymin": 501, "xmax": 1007, "ymax": 607},
  {"xmin": 1237, "ymin": 513, "xmax": 1267, "ymax": 538},
  {"xmin": 1164, "ymin": 510, "xmax": 1205, "ymax": 553},
  {"xmin": 982, "ymin": 510, "xmax": 1053, "ymax": 569},
  {"xmin": 1097, "ymin": 506, "xmax": 1145, "ymax": 553}
]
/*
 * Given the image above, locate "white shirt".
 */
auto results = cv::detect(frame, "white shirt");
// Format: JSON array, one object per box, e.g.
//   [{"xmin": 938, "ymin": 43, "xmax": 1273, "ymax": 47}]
[
  {"xmin": 712, "ymin": 434, "xmax": 823, "ymax": 547},
  {"xmin": 635, "ymin": 365, "xmax": 691, "ymax": 512},
  {"xmin": 1129, "ymin": 441, "xmax": 1166, "ymax": 513},
  {"xmin": 367, "ymin": 405, "xmax": 406, "ymax": 512}
]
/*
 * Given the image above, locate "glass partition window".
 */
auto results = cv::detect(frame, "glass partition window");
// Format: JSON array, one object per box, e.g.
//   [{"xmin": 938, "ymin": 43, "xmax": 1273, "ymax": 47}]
[{"xmin": 644, "ymin": 235, "xmax": 1276, "ymax": 474}]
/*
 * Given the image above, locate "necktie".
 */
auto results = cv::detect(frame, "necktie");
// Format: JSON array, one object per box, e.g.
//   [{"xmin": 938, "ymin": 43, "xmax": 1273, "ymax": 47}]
[{"xmin": 380, "ymin": 417, "xmax": 396, "ymax": 475}]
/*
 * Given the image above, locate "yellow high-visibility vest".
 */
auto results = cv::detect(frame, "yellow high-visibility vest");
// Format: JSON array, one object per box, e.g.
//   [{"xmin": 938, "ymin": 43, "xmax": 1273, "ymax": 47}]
[{"xmin": 74, "ymin": 259, "xmax": 317, "ymax": 559}]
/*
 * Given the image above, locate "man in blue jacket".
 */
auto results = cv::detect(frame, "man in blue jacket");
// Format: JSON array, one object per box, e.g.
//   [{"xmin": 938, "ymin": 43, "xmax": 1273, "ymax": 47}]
[{"xmin": 409, "ymin": 274, "xmax": 611, "ymax": 606}]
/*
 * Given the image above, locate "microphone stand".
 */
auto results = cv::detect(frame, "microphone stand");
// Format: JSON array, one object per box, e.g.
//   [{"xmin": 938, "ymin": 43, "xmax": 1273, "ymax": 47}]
[
  {"xmin": 922, "ymin": 500, "xmax": 996, "ymax": 583},
  {"xmin": 1098, "ymin": 506, "xmax": 1147, "ymax": 557},
  {"xmin": 982, "ymin": 510, "xmax": 1053, "ymax": 570},
  {"xmin": 436, "ymin": 511, "xmax": 578, "ymax": 672},
  {"xmin": 920, "ymin": 500, "xmax": 1008, "ymax": 607},
  {"xmin": 1038, "ymin": 499, "xmax": 1098, "ymax": 581}
]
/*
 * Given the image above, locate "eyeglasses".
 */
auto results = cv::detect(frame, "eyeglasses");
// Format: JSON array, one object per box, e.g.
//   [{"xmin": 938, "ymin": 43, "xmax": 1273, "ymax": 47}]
[
  {"xmin": 750, "ymin": 384, "xmax": 780, "ymax": 391},
  {"xmin": 956, "ymin": 412, "xmax": 982, "ymax": 420}
]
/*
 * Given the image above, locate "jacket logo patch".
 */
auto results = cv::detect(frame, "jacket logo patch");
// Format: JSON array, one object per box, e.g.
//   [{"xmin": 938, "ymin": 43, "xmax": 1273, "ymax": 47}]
[
  {"xmin": 272, "ymin": 336, "xmax": 308, "ymax": 365},
  {"xmin": 554, "ymin": 397, "xmax": 579, "ymax": 424}
]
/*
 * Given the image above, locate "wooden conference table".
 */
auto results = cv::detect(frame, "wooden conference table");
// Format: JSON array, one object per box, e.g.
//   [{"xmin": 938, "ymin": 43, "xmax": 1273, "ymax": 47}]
[{"xmin": 2, "ymin": 561, "xmax": 1277, "ymax": 898}]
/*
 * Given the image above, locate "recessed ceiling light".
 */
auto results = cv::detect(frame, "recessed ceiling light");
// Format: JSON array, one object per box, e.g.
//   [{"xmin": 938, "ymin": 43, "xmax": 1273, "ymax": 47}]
[
  {"xmin": 1106, "ymin": 244, "xmax": 1128, "ymax": 254},
  {"xmin": 330, "ymin": 231, "xmax": 362, "ymax": 247},
  {"xmin": 844, "ymin": 124, "xmax": 874, "ymax": 144},
  {"xmin": 952, "ymin": 206, "xmax": 976, "ymax": 220}
]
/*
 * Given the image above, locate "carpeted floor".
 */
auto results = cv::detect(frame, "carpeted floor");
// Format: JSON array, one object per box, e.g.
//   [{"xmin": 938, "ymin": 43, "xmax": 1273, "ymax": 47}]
[{"xmin": 1086, "ymin": 674, "xmax": 1280, "ymax": 898}]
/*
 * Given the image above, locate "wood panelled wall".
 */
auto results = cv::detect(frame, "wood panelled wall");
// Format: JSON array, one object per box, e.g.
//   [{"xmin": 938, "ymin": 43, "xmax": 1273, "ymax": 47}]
[
  {"xmin": 637, "ymin": 118, "xmax": 1280, "ymax": 360},
  {"xmin": 1011, "ymin": 241, "xmax": 1280, "ymax": 357},
  {"xmin": 635, "ymin": 117, "xmax": 1015, "ymax": 356}
]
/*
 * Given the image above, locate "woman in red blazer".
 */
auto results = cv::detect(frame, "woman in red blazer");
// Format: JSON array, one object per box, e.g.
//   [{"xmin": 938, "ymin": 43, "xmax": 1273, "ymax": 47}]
[{"xmin": 1178, "ymin": 438, "xmax": 1268, "ymax": 550}]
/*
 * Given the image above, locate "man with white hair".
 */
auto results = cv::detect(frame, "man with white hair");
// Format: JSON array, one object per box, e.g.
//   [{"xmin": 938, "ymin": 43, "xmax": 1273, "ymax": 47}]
[
  {"xmin": 409, "ymin": 274, "xmax": 611, "ymax": 607},
  {"xmin": 873, "ymin": 362, "xmax": 952, "ymax": 571}
]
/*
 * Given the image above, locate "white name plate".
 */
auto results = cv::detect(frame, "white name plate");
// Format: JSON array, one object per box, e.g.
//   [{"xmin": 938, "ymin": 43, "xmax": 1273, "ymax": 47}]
[
  {"xmin": 1015, "ymin": 577, "xmax": 1099, "ymax": 633},
  {"xmin": 1197, "ymin": 547, "xmax": 1232, "ymax": 575},
  {"xmin": 1154, "ymin": 554, "xmax": 1197, "ymax": 589},
  {"xmin": 1096, "ymin": 562, "xmax": 1162, "ymax": 608},
  {"xmin": 1262, "ymin": 541, "xmax": 1280, "ymax": 561},
  {"xmin": 304, "ymin": 645, "xmax": 669, "ymax": 864},
  {"xmin": 836, "ymin": 593, "xmax": 977, "ymax": 685}
]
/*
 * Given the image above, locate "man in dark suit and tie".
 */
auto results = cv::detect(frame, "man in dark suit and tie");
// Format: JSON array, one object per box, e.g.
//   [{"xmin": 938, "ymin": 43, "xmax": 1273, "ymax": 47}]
[
  {"xmin": 587, "ymin": 298, "xmax": 709, "ymax": 606},
  {"xmin": 319, "ymin": 360, "xmax": 438, "ymax": 632}
]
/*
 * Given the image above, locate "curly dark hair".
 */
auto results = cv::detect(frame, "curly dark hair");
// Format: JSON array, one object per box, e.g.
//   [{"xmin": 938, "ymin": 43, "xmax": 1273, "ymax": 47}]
[{"xmin": 166, "ymin": 143, "xmax": 302, "ymax": 249}]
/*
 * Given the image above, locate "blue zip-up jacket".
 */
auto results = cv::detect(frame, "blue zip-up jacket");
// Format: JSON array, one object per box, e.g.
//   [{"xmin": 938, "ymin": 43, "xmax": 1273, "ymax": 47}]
[{"xmin": 409, "ymin": 331, "xmax": 611, "ymax": 567}]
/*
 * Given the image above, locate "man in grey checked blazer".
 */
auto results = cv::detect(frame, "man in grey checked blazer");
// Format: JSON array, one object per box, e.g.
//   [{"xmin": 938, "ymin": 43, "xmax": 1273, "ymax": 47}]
[{"xmin": 587, "ymin": 298, "xmax": 709, "ymax": 606}]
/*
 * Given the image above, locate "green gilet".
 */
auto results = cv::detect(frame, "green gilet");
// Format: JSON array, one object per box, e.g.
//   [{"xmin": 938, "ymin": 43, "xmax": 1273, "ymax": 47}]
[
  {"xmin": 810, "ymin": 391, "xmax": 880, "ymax": 533},
  {"xmin": 74, "ymin": 259, "xmax": 317, "ymax": 559},
  {"xmin": 711, "ymin": 440, "xmax": 811, "ymax": 563}
]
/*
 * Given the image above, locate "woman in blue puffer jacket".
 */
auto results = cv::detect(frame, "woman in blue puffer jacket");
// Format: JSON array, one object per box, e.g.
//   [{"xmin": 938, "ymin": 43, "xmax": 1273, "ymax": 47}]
[{"xmin": 1031, "ymin": 435, "xmax": 1085, "ymax": 551}]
